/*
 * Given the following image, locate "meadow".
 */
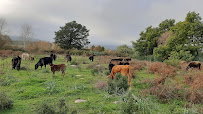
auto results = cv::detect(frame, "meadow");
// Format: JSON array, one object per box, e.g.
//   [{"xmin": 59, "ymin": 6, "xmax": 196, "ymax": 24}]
[{"xmin": 0, "ymin": 55, "xmax": 202, "ymax": 114}]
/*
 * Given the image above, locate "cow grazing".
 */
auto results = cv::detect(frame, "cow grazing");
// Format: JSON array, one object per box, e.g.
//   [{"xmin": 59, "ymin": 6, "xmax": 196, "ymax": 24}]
[
  {"xmin": 108, "ymin": 58, "xmax": 130, "ymax": 73},
  {"xmin": 22, "ymin": 53, "xmax": 29, "ymax": 60},
  {"xmin": 65, "ymin": 54, "xmax": 72, "ymax": 62},
  {"xmin": 35, "ymin": 57, "xmax": 53, "ymax": 70},
  {"xmin": 89, "ymin": 55, "xmax": 95, "ymax": 62},
  {"xmin": 186, "ymin": 61, "xmax": 201, "ymax": 70},
  {"xmin": 29, "ymin": 57, "xmax": 34, "ymax": 61},
  {"xmin": 12, "ymin": 56, "xmax": 21, "ymax": 70},
  {"xmin": 50, "ymin": 54, "xmax": 57, "ymax": 61},
  {"xmin": 49, "ymin": 63, "xmax": 66, "ymax": 76},
  {"xmin": 108, "ymin": 65, "xmax": 132, "ymax": 90}
]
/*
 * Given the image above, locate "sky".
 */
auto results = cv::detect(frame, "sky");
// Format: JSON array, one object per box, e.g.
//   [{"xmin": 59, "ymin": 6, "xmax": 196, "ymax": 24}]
[{"xmin": 1, "ymin": 0, "xmax": 203, "ymax": 48}]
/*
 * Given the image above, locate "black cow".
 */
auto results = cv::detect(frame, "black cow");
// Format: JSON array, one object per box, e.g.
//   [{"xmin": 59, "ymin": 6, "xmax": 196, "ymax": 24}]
[
  {"xmin": 35, "ymin": 57, "xmax": 53, "ymax": 70},
  {"xmin": 12, "ymin": 56, "xmax": 21, "ymax": 70},
  {"xmin": 89, "ymin": 55, "xmax": 95, "ymax": 62},
  {"xmin": 186, "ymin": 61, "xmax": 201, "ymax": 70},
  {"xmin": 50, "ymin": 54, "xmax": 57, "ymax": 61},
  {"xmin": 108, "ymin": 58, "xmax": 130, "ymax": 73},
  {"xmin": 124, "ymin": 58, "xmax": 131, "ymax": 61},
  {"xmin": 65, "ymin": 54, "xmax": 72, "ymax": 62}
]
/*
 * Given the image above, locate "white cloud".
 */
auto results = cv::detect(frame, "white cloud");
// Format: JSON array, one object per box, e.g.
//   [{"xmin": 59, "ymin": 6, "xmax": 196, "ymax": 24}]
[{"xmin": 0, "ymin": 0, "xmax": 203, "ymax": 48}]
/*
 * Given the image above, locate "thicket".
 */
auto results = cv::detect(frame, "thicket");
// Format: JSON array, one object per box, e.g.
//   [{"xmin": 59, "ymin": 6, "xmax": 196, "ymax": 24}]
[{"xmin": 107, "ymin": 73, "xmax": 129, "ymax": 95}]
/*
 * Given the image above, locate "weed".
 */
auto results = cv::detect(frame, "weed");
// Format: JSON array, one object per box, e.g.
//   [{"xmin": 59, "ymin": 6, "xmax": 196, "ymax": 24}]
[
  {"xmin": 107, "ymin": 73, "xmax": 129, "ymax": 95},
  {"xmin": 0, "ymin": 92, "xmax": 13, "ymax": 110},
  {"xmin": 44, "ymin": 81, "xmax": 59, "ymax": 95}
]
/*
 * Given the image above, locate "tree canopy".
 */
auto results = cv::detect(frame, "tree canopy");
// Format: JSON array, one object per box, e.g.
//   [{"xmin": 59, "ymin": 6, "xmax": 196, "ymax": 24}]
[
  {"xmin": 54, "ymin": 21, "xmax": 90, "ymax": 50},
  {"xmin": 132, "ymin": 11, "xmax": 203, "ymax": 61}
]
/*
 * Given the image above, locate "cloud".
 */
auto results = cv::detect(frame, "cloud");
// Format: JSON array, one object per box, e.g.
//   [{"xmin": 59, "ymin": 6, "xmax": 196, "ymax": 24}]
[{"xmin": 1, "ymin": 0, "xmax": 203, "ymax": 48}]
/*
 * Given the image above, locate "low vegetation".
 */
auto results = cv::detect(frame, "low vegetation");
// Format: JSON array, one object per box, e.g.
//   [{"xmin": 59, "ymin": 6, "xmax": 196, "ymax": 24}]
[{"xmin": 0, "ymin": 55, "xmax": 202, "ymax": 114}]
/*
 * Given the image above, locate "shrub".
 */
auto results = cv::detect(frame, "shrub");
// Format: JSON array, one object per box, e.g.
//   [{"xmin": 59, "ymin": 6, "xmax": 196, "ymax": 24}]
[
  {"xmin": 37, "ymin": 101, "xmax": 56, "ymax": 114},
  {"xmin": 94, "ymin": 81, "xmax": 107, "ymax": 90},
  {"xmin": 107, "ymin": 73, "xmax": 129, "ymax": 95},
  {"xmin": 121, "ymin": 93, "xmax": 160, "ymax": 114},
  {"xmin": 70, "ymin": 59, "xmax": 78, "ymax": 65},
  {"xmin": 148, "ymin": 62, "xmax": 177, "ymax": 77},
  {"xmin": 44, "ymin": 81, "xmax": 59, "ymax": 95},
  {"xmin": 0, "ymin": 92, "xmax": 13, "ymax": 110}
]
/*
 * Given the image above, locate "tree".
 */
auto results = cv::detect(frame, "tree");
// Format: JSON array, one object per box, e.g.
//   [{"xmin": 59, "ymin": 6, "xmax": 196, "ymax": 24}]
[
  {"xmin": 20, "ymin": 24, "xmax": 34, "ymax": 49},
  {"xmin": 0, "ymin": 18, "xmax": 12, "ymax": 49},
  {"xmin": 159, "ymin": 19, "xmax": 175, "ymax": 32},
  {"xmin": 54, "ymin": 21, "xmax": 90, "ymax": 50},
  {"xmin": 154, "ymin": 11, "xmax": 203, "ymax": 61},
  {"xmin": 0, "ymin": 18, "xmax": 8, "ymax": 35},
  {"xmin": 116, "ymin": 45, "xmax": 133, "ymax": 57},
  {"xmin": 0, "ymin": 34, "xmax": 12, "ymax": 49},
  {"xmin": 132, "ymin": 26, "xmax": 160, "ymax": 56}
]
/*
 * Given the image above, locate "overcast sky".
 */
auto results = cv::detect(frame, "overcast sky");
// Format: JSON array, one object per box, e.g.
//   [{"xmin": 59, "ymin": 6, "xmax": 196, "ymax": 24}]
[{"xmin": 1, "ymin": 0, "xmax": 203, "ymax": 48}]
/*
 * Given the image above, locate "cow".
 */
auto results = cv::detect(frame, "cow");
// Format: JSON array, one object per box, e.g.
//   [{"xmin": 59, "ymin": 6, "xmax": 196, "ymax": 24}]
[
  {"xmin": 108, "ymin": 65, "xmax": 132, "ymax": 90},
  {"xmin": 29, "ymin": 57, "xmax": 34, "ymax": 61},
  {"xmin": 50, "ymin": 54, "xmax": 57, "ymax": 61},
  {"xmin": 124, "ymin": 58, "xmax": 131, "ymax": 61},
  {"xmin": 65, "ymin": 54, "xmax": 72, "ymax": 62},
  {"xmin": 12, "ymin": 56, "xmax": 21, "ymax": 70},
  {"xmin": 49, "ymin": 63, "xmax": 66, "ymax": 76},
  {"xmin": 108, "ymin": 58, "xmax": 129, "ymax": 73},
  {"xmin": 186, "ymin": 61, "xmax": 201, "ymax": 71},
  {"xmin": 22, "ymin": 53, "xmax": 29, "ymax": 60},
  {"xmin": 35, "ymin": 57, "xmax": 53, "ymax": 70},
  {"xmin": 89, "ymin": 55, "xmax": 95, "ymax": 62}
]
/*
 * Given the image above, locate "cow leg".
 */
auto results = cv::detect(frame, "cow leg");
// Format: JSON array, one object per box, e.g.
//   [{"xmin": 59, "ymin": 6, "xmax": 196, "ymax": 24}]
[
  {"xmin": 198, "ymin": 64, "xmax": 201, "ymax": 71},
  {"xmin": 128, "ymin": 75, "xmax": 132, "ymax": 90}
]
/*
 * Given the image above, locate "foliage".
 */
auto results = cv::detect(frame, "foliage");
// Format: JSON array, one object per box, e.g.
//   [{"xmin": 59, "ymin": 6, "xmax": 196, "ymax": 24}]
[
  {"xmin": 159, "ymin": 19, "xmax": 175, "ymax": 32},
  {"xmin": 154, "ymin": 11, "xmax": 203, "ymax": 61},
  {"xmin": 90, "ymin": 45, "xmax": 105, "ymax": 52},
  {"xmin": 132, "ymin": 26, "xmax": 160, "ymax": 56},
  {"xmin": 0, "ymin": 34, "xmax": 12, "ymax": 49},
  {"xmin": 0, "ymin": 92, "xmax": 13, "ymax": 110},
  {"xmin": 36, "ymin": 101, "xmax": 56, "ymax": 114},
  {"xmin": 25, "ymin": 41, "xmax": 52, "ymax": 53},
  {"xmin": 116, "ymin": 45, "xmax": 133, "ymax": 57},
  {"xmin": 121, "ymin": 93, "xmax": 160, "ymax": 114},
  {"xmin": 107, "ymin": 73, "xmax": 129, "ymax": 95},
  {"xmin": 54, "ymin": 21, "xmax": 90, "ymax": 50}
]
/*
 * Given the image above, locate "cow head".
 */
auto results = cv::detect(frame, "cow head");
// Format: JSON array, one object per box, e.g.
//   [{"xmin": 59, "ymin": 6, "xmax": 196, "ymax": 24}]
[{"xmin": 35, "ymin": 64, "xmax": 39, "ymax": 70}]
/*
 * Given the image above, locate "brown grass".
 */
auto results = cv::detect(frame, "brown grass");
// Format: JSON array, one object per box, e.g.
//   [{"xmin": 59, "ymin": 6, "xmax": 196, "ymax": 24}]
[
  {"xmin": 93, "ymin": 81, "xmax": 107, "ymax": 90},
  {"xmin": 0, "ymin": 50, "xmax": 22, "ymax": 57},
  {"xmin": 148, "ymin": 62, "xmax": 177, "ymax": 77}
]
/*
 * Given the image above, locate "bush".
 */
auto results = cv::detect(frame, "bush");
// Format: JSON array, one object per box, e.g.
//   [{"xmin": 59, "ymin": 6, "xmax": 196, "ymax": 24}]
[
  {"xmin": 148, "ymin": 62, "xmax": 177, "ymax": 77},
  {"xmin": 121, "ymin": 93, "xmax": 160, "ymax": 114},
  {"xmin": 164, "ymin": 59, "xmax": 180, "ymax": 67},
  {"xmin": 107, "ymin": 73, "xmax": 129, "ymax": 95},
  {"xmin": 0, "ymin": 92, "xmax": 13, "ymax": 110},
  {"xmin": 37, "ymin": 101, "xmax": 56, "ymax": 114}
]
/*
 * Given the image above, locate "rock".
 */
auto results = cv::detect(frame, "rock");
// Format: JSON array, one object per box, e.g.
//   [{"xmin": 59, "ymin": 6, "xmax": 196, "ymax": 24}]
[
  {"xmin": 75, "ymin": 99, "xmax": 86, "ymax": 103},
  {"xmin": 70, "ymin": 65, "xmax": 76, "ymax": 67}
]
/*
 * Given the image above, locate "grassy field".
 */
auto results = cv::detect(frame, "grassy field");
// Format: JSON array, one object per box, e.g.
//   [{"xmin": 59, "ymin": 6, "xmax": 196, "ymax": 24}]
[{"xmin": 0, "ymin": 55, "xmax": 202, "ymax": 114}]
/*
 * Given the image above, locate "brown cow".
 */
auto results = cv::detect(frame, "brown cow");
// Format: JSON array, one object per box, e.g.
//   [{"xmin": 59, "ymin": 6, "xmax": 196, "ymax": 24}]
[
  {"xmin": 186, "ymin": 61, "xmax": 201, "ymax": 70},
  {"xmin": 29, "ymin": 57, "xmax": 34, "ymax": 61},
  {"xmin": 108, "ymin": 65, "xmax": 132, "ymax": 90},
  {"xmin": 49, "ymin": 63, "xmax": 66, "ymax": 76}
]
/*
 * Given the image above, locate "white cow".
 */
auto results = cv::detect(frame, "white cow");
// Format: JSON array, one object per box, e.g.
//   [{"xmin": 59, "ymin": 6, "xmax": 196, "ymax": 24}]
[{"xmin": 22, "ymin": 53, "xmax": 29, "ymax": 60}]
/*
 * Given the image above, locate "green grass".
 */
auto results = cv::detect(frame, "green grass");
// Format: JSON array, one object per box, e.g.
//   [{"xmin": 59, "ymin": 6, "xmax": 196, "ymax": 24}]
[{"xmin": 0, "ymin": 55, "xmax": 202, "ymax": 114}]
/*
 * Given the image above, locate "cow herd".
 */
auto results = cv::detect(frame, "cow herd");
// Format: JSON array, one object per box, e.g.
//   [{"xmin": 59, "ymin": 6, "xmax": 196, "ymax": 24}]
[{"xmin": 11, "ymin": 53, "xmax": 201, "ymax": 90}]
